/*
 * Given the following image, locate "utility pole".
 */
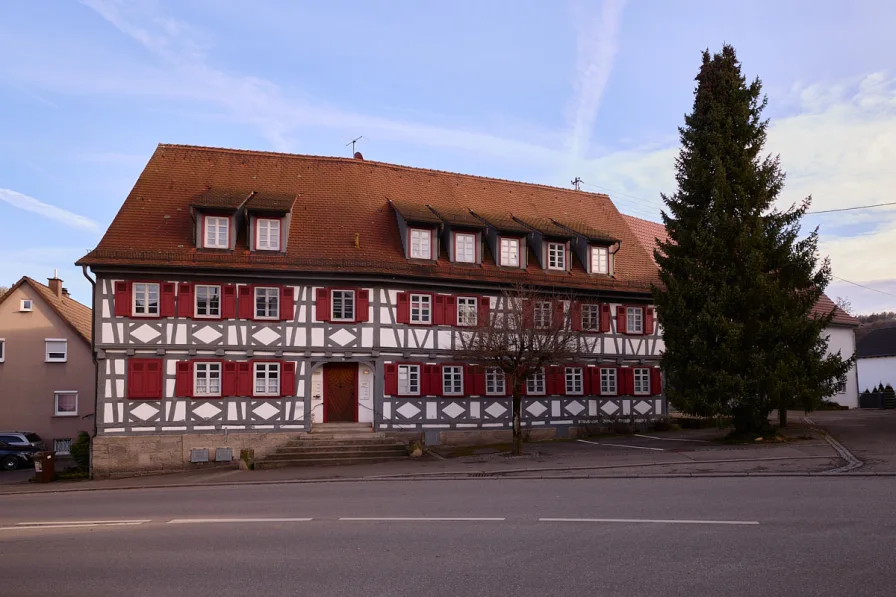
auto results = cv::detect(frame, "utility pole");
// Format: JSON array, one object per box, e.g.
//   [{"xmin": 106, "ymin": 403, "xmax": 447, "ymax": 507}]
[{"xmin": 571, "ymin": 177, "xmax": 582, "ymax": 191}]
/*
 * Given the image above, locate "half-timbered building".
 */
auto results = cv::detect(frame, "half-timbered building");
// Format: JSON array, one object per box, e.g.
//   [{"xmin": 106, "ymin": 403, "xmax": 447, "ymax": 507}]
[{"xmin": 78, "ymin": 144, "xmax": 665, "ymax": 476}]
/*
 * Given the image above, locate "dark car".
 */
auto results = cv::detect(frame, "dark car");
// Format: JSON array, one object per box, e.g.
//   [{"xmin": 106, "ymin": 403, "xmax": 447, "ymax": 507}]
[
  {"xmin": 0, "ymin": 431, "xmax": 46, "ymax": 451},
  {"xmin": 0, "ymin": 440, "xmax": 40, "ymax": 471}
]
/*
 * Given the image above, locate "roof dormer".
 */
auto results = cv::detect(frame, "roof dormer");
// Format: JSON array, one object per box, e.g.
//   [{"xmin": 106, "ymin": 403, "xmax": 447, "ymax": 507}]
[
  {"xmin": 190, "ymin": 189, "xmax": 253, "ymax": 251},
  {"xmin": 469, "ymin": 211, "xmax": 529, "ymax": 268},
  {"xmin": 512, "ymin": 216, "xmax": 575, "ymax": 272},
  {"xmin": 551, "ymin": 220, "xmax": 620, "ymax": 276},
  {"xmin": 427, "ymin": 206, "xmax": 486, "ymax": 265},
  {"xmin": 244, "ymin": 192, "xmax": 296, "ymax": 253},
  {"xmin": 389, "ymin": 200, "xmax": 441, "ymax": 261}
]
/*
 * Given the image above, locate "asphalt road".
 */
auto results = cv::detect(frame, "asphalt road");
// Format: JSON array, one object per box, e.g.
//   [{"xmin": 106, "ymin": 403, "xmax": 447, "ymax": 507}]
[{"xmin": 1, "ymin": 478, "xmax": 894, "ymax": 597}]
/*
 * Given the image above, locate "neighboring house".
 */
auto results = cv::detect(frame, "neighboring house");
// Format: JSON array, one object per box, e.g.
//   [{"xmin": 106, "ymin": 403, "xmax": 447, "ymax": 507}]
[
  {"xmin": 621, "ymin": 214, "xmax": 861, "ymax": 408},
  {"xmin": 857, "ymin": 327, "xmax": 896, "ymax": 391},
  {"xmin": 0, "ymin": 275, "xmax": 94, "ymax": 456},
  {"xmin": 77, "ymin": 144, "xmax": 665, "ymax": 477}
]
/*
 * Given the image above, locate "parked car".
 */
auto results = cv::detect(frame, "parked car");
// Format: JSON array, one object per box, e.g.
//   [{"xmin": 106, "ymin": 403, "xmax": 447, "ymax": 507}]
[
  {"xmin": 0, "ymin": 441, "xmax": 40, "ymax": 471},
  {"xmin": 0, "ymin": 431, "xmax": 46, "ymax": 451}
]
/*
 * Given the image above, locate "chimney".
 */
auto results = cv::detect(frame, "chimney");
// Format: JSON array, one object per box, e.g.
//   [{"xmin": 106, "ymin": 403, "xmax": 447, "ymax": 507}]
[
  {"xmin": 48, "ymin": 269, "xmax": 63, "ymax": 298},
  {"xmin": 62, "ymin": 288, "xmax": 70, "ymax": 298},
  {"xmin": 353, "ymin": 152, "xmax": 364, "ymax": 161}
]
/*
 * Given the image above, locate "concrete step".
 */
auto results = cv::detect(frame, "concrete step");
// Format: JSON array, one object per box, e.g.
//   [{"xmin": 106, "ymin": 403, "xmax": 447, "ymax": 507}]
[
  {"xmin": 310, "ymin": 423, "xmax": 375, "ymax": 434},
  {"xmin": 290, "ymin": 432, "xmax": 388, "ymax": 441},
  {"xmin": 265, "ymin": 448, "xmax": 408, "ymax": 461},
  {"xmin": 256, "ymin": 455, "xmax": 408, "ymax": 469},
  {"xmin": 282, "ymin": 437, "xmax": 396, "ymax": 448}
]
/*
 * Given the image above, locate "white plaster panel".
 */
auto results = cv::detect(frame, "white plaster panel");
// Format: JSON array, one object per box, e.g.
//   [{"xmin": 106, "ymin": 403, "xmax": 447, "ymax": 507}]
[
  {"xmin": 297, "ymin": 380, "xmax": 305, "ymax": 397},
  {"xmin": 222, "ymin": 425, "xmax": 245, "ymax": 430},
  {"xmin": 622, "ymin": 401, "xmax": 631, "ymax": 415},
  {"xmin": 655, "ymin": 400, "xmax": 663, "ymax": 414},
  {"xmin": 289, "ymin": 328, "xmax": 304, "ymax": 347},
  {"xmin": 379, "ymin": 307, "xmax": 392, "ymax": 324},
  {"xmin": 102, "ymin": 298, "xmax": 111, "ymax": 318},
  {"xmin": 105, "ymin": 379, "xmax": 112, "ymax": 399},
  {"xmin": 173, "ymin": 401, "xmax": 186, "ymax": 422},
  {"xmin": 293, "ymin": 402, "xmax": 304, "ymax": 421},
  {"xmin": 104, "ymin": 428, "xmax": 125, "ymax": 433},
  {"xmin": 165, "ymin": 379, "xmax": 175, "ymax": 399},
  {"xmin": 162, "ymin": 427, "xmax": 187, "ymax": 431},
  {"xmin": 383, "ymin": 401, "xmax": 392, "ymax": 420},
  {"xmin": 166, "ymin": 360, "xmax": 176, "ymax": 376},
  {"xmin": 437, "ymin": 331, "xmax": 452, "ymax": 350},
  {"xmin": 361, "ymin": 327, "xmax": 373, "ymax": 347},
  {"xmin": 311, "ymin": 328, "xmax": 324, "ymax": 346},
  {"xmin": 604, "ymin": 340, "xmax": 617, "ymax": 355},
  {"xmin": 589, "ymin": 400, "xmax": 597, "ymax": 416},
  {"xmin": 551, "ymin": 401, "xmax": 561, "ymax": 417},
  {"xmin": 194, "ymin": 426, "xmax": 216, "ymax": 431},
  {"xmin": 426, "ymin": 402, "xmax": 438, "ymax": 419},
  {"xmin": 253, "ymin": 425, "xmax": 274, "ymax": 430},
  {"xmin": 228, "ymin": 326, "xmax": 238, "ymax": 345},
  {"xmin": 298, "ymin": 305, "xmax": 307, "ymax": 324},
  {"xmin": 379, "ymin": 329, "xmax": 398, "ymax": 348},
  {"xmin": 175, "ymin": 324, "xmax": 186, "ymax": 344},
  {"xmin": 115, "ymin": 380, "xmax": 124, "ymax": 398},
  {"xmin": 116, "ymin": 403, "xmax": 124, "ymax": 421},
  {"xmin": 412, "ymin": 328, "xmax": 430, "ymax": 349},
  {"xmin": 103, "ymin": 403, "xmax": 114, "ymax": 423},
  {"xmin": 132, "ymin": 427, "xmax": 156, "ymax": 432},
  {"xmin": 470, "ymin": 401, "xmax": 480, "ymax": 419},
  {"xmin": 227, "ymin": 402, "xmax": 238, "ymax": 420},
  {"xmin": 105, "ymin": 360, "xmax": 111, "ymax": 375},
  {"xmin": 101, "ymin": 323, "xmax": 114, "ymax": 344},
  {"xmin": 116, "ymin": 322, "xmax": 124, "ymax": 342}
]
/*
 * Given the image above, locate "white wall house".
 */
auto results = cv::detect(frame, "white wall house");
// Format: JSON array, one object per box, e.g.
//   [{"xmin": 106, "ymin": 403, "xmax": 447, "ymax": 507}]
[{"xmin": 857, "ymin": 327, "xmax": 896, "ymax": 393}]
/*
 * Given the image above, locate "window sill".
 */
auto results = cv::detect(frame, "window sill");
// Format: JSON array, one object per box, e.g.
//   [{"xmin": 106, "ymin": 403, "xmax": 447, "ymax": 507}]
[
  {"xmin": 252, "ymin": 395, "xmax": 280, "ymax": 399},
  {"xmin": 45, "ymin": 359, "xmax": 68, "ymax": 364},
  {"xmin": 255, "ymin": 316, "xmax": 280, "ymax": 322},
  {"xmin": 131, "ymin": 313, "xmax": 161, "ymax": 319},
  {"xmin": 53, "ymin": 414, "xmax": 78, "ymax": 418},
  {"xmin": 194, "ymin": 315, "xmax": 222, "ymax": 320},
  {"xmin": 193, "ymin": 395, "xmax": 222, "ymax": 399},
  {"xmin": 633, "ymin": 392, "xmax": 651, "ymax": 397}
]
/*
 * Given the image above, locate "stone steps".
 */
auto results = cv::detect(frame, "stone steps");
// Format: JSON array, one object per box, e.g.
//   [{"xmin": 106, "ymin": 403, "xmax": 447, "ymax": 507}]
[
  {"xmin": 254, "ymin": 423, "xmax": 409, "ymax": 469},
  {"xmin": 256, "ymin": 454, "xmax": 408, "ymax": 469},
  {"xmin": 264, "ymin": 447, "xmax": 408, "ymax": 461}
]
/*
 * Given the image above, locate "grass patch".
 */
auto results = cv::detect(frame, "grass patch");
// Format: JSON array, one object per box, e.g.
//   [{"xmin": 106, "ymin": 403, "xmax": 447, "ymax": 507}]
[{"xmin": 55, "ymin": 470, "xmax": 89, "ymax": 481}]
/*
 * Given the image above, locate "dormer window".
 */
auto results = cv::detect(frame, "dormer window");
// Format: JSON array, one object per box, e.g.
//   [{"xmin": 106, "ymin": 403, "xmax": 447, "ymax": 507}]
[
  {"xmin": 547, "ymin": 242, "xmax": 566, "ymax": 270},
  {"xmin": 591, "ymin": 246, "xmax": 609, "ymax": 274},
  {"xmin": 455, "ymin": 232, "xmax": 476, "ymax": 263},
  {"xmin": 499, "ymin": 237, "xmax": 520, "ymax": 267},
  {"xmin": 256, "ymin": 218, "xmax": 281, "ymax": 251},
  {"xmin": 409, "ymin": 228, "xmax": 432, "ymax": 259},
  {"xmin": 203, "ymin": 216, "xmax": 229, "ymax": 249}
]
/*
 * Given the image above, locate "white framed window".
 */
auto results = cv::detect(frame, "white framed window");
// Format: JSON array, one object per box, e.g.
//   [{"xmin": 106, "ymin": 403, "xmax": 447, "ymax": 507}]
[
  {"xmin": 591, "ymin": 246, "xmax": 609, "ymax": 274},
  {"xmin": 54, "ymin": 439, "xmax": 73, "ymax": 455},
  {"xmin": 409, "ymin": 228, "xmax": 432, "ymax": 259},
  {"xmin": 256, "ymin": 218, "xmax": 281, "ymax": 251},
  {"xmin": 455, "ymin": 232, "xmax": 476, "ymax": 263},
  {"xmin": 410, "ymin": 294, "xmax": 432, "ymax": 324},
  {"xmin": 195, "ymin": 285, "xmax": 221, "ymax": 318},
  {"xmin": 203, "ymin": 216, "xmax": 229, "ymax": 249},
  {"xmin": 633, "ymin": 368, "xmax": 651, "ymax": 395},
  {"xmin": 600, "ymin": 368, "xmax": 617, "ymax": 395},
  {"xmin": 397, "ymin": 364, "xmax": 420, "ymax": 396},
  {"xmin": 132, "ymin": 282, "xmax": 160, "ymax": 317},
  {"xmin": 457, "ymin": 297, "xmax": 478, "ymax": 327},
  {"xmin": 547, "ymin": 242, "xmax": 566, "ymax": 270},
  {"xmin": 254, "ymin": 287, "xmax": 280, "ymax": 320},
  {"xmin": 19, "ymin": 299, "xmax": 33, "ymax": 312},
  {"xmin": 442, "ymin": 366, "xmax": 464, "ymax": 396},
  {"xmin": 485, "ymin": 368, "xmax": 506, "ymax": 396},
  {"xmin": 194, "ymin": 362, "xmax": 222, "ymax": 397},
  {"xmin": 627, "ymin": 307, "xmax": 644, "ymax": 334},
  {"xmin": 526, "ymin": 369, "xmax": 546, "ymax": 395},
  {"xmin": 0, "ymin": 339, "xmax": 5, "ymax": 363},
  {"xmin": 254, "ymin": 362, "xmax": 280, "ymax": 396},
  {"xmin": 45, "ymin": 339, "xmax": 67, "ymax": 363},
  {"xmin": 581, "ymin": 304, "xmax": 600, "ymax": 331},
  {"xmin": 534, "ymin": 301, "xmax": 552, "ymax": 329},
  {"xmin": 54, "ymin": 391, "xmax": 78, "ymax": 416},
  {"xmin": 331, "ymin": 290, "xmax": 356, "ymax": 321},
  {"xmin": 565, "ymin": 367, "xmax": 584, "ymax": 395},
  {"xmin": 499, "ymin": 237, "xmax": 520, "ymax": 267}
]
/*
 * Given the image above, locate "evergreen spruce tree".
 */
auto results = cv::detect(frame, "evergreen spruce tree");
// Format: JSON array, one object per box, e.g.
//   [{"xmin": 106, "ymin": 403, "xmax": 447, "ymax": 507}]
[{"xmin": 654, "ymin": 45, "xmax": 853, "ymax": 435}]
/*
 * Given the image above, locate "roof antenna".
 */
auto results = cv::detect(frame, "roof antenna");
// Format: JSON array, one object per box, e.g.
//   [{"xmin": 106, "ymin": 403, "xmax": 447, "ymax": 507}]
[
  {"xmin": 571, "ymin": 177, "xmax": 582, "ymax": 191},
  {"xmin": 346, "ymin": 136, "xmax": 363, "ymax": 156}
]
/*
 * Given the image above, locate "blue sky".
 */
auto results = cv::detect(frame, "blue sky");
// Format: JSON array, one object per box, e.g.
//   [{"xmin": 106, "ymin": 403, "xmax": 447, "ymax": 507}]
[{"xmin": 1, "ymin": 0, "xmax": 895, "ymax": 313}]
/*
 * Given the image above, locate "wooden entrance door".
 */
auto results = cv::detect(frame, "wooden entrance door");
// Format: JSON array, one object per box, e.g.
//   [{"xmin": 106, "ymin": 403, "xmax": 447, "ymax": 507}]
[{"xmin": 324, "ymin": 363, "xmax": 357, "ymax": 422}]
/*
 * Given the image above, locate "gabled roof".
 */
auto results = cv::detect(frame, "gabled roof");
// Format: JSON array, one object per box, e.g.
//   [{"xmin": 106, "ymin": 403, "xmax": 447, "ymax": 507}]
[
  {"xmin": 857, "ymin": 327, "xmax": 896, "ymax": 358},
  {"xmin": 191, "ymin": 189, "xmax": 252, "ymax": 210},
  {"xmin": 513, "ymin": 216, "xmax": 575, "ymax": 239},
  {"xmin": 620, "ymin": 214, "xmax": 860, "ymax": 327},
  {"xmin": 78, "ymin": 144, "xmax": 660, "ymax": 293},
  {"xmin": 0, "ymin": 277, "xmax": 92, "ymax": 344}
]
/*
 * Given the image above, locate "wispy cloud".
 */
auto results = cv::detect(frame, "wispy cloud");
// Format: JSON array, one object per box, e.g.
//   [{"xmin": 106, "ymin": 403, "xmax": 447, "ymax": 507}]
[{"xmin": 0, "ymin": 188, "xmax": 100, "ymax": 231}]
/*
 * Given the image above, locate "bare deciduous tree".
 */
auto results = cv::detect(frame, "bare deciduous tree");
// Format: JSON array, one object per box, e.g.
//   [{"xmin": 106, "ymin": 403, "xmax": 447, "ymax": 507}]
[{"xmin": 454, "ymin": 284, "xmax": 581, "ymax": 455}]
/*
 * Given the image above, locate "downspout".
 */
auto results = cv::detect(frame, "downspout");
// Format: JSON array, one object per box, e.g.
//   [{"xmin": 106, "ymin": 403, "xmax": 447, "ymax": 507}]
[{"xmin": 81, "ymin": 265, "xmax": 98, "ymax": 478}]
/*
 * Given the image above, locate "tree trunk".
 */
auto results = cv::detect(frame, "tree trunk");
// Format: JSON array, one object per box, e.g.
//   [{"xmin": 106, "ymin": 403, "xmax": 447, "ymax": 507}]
[
  {"xmin": 778, "ymin": 406, "xmax": 788, "ymax": 428},
  {"xmin": 512, "ymin": 391, "xmax": 523, "ymax": 456}
]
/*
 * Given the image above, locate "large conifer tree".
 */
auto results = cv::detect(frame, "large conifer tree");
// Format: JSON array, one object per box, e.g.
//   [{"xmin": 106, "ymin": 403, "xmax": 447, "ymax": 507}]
[{"xmin": 654, "ymin": 45, "xmax": 852, "ymax": 435}]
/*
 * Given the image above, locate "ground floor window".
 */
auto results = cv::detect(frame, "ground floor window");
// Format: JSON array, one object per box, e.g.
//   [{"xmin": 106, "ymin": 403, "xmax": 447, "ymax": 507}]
[
  {"xmin": 526, "ymin": 369, "xmax": 546, "ymax": 395},
  {"xmin": 254, "ymin": 362, "xmax": 280, "ymax": 396},
  {"xmin": 54, "ymin": 391, "xmax": 78, "ymax": 416},
  {"xmin": 54, "ymin": 439, "xmax": 72, "ymax": 455},
  {"xmin": 398, "ymin": 364, "xmax": 420, "ymax": 395},
  {"xmin": 485, "ymin": 368, "xmax": 505, "ymax": 395},
  {"xmin": 565, "ymin": 367, "xmax": 583, "ymax": 394},
  {"xmin": 600, "ymin": 368, "xmax": 617, "ymax": 395},
  {"xmin": 633, "ymin": 367, "xmax": 651, "ymax": 395},
  {"xmin": 442, "ymin": 366, "xmax": 463, "ymax": 396}
]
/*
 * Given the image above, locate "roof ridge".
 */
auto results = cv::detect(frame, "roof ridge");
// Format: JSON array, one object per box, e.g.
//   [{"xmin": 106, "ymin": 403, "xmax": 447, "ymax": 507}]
[{"xmin": 156, "ymin": 143, "xmax": 613, "ymax": 200}]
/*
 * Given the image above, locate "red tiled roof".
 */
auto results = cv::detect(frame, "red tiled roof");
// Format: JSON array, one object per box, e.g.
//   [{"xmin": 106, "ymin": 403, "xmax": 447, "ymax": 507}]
[
  {"xmin": 78, "ymin": 144, "xmax": 660, "ymax": 294},
  {"xmin": 620, "ymin": 214, "xmax": 859, "ymax": 327},
  {"xmin": 0, "ymin": 277, "xmax": 92, "ymax": 343}
]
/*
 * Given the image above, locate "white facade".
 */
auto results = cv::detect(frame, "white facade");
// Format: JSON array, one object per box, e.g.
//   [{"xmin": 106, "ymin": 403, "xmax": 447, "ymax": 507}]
[
  {"xmin": 824, "ymin": 326, "xmax": 859, "ymax": 408},
  {"xmin": 857, "ymin": 356, "xmax": 896, "ymax": 393}
]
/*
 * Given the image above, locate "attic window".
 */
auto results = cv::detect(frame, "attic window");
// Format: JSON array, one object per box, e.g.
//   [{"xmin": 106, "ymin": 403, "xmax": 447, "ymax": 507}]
[
  {"xmin": 499, "ymin": 237, "xmax": 520, "ymax": 267},
  {"xmin": 19, "ymin": 299, "xmax": 33, "ymax": 312},
  {"xmin": 409, "ymin": 228, "xmax": 432, "ymax": 259},
  {"xmin": 455, "ymin": 233, "xmax": 476, "ymax": 263},
  {"xmin": 547, "ymin": 242, "xmax": 566, "ymax": 270},
  {"xmin": 256, "ymin": 218, "xmax": 281, "ymax": 251},
  {"xmin": 591, "ymin": 246, "xmax": 609, "ymax": 274},
  {"xmin": 203, "ymin": 216, "xmax": 229, "ymax": 249}
]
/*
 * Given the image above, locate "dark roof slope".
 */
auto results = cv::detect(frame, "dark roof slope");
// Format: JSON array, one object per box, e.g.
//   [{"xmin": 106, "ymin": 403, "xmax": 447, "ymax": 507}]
[
  {"xmin": 0, "ymin": 277, "xmax": 92, "ymax": 343},
  {"xmin": 857, "ymin": 327, "xmax": 896, "ymax": 358},
  {"xmin": 78, "ymin": 144, "xmax": 660, "ymax": 293}
]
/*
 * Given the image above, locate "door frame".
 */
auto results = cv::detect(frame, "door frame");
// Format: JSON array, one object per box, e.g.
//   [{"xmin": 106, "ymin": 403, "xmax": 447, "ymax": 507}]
[{"xmin": 322, "ymin": 362, "xmax": 359, "ymax": 423}]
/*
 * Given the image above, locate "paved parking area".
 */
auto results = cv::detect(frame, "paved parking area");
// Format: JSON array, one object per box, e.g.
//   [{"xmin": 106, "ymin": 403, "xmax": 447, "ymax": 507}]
[
  {"xmin": 806, "ymin": 409, "xmax": 896, "ymax": 472},
  {"xmin": 0, "ymin": 469, "xmax": 33, "ymax": 486}
]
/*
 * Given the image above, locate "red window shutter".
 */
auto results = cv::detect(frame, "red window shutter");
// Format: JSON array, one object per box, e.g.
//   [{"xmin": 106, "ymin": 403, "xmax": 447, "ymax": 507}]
[
  {"xmin": 570, "ymin": 301, "xmax": 582, "ymax": 331},
  {"xmin": 463, "ymin": 364, "xmax": 474, "ymax": 396},
  {"xmin": 651, "ymin": 368, "xmax": 662, "ymax": 396},
  {"xmin": 644, "ymin": 308, "xmax": 655, "ymax": 335},
  {"xmin": 590, "ymin": 367, "xmax": 601, "ymax": 396},
  {"xmin": 580, "ymin": 366, "xmax": 591, "ymax": 395},
  {"xmin": 553, "ymin": 301, "xmax": 565, "ymax": 328},
  {"xmin": 281, "ymin": 361, "xmax": 296, "ymax": 397},
  {"xmin": 384, "ymin": 364, "xmax": 398, "ymax": 396},
  {"xmin": 471, "ymin": 366, "xmax": 486, "ymax": 396},
  {"xmin": 620, "ymin": 367, "xmax": 634, "ymax": 395},
  {"xmin": 546, "ymin": 366, "xmax": 562, "ymax": 395},
  {"xmin": 114, "ymin": 281, "xmax": 131, "ymax": 317},
  {"xmin": 600, "ymin": 304, "xmax": 612, "ymax": 333},
  {"xmin": 237, "ymin": 362, "xmax": 252, "ymax": 397},
  {"xmin": 445, "ymin": 295, "xmax": 457, "ymax": 326},
  {"xmin": 315, "ymin": 288, "xmax": 330, "ymax": 322},
  {"xmin": 616, "ymin": 305, "xmax": 627, "ymax": 334},
  {"xmin": 177, "ymin": 283, "xmax": 193, "ymax": 318},
  {"xmin": 238, "ymin": 285, "xmax": 254, "ymax": 320},
  {"xmin": 280, "ymin": 286, "xmax": 295, "ymax": 322},
  {"xmin": 396, "ymin": 292, "xmax": 410, "ymax": 324},
  {"xmin": 127, "ymin": 360, "xmax": 144, "ymax": 398},
  {"xmin": 522, "ymin": 299, "xmax": 534, "ymax": 329},
  {"xmin": 175, "ymin": 361, "xmax": 193, "ymax": 398},
  {"xmin": 222, "ymin": 362, "xmax": 237, "ymax": 397},
  {"xmin": 145, "ymin": 360, "xmax": 163, "ymax": 398},
  {"xmin": 221, "ymin": 285, "xmax": 236, "ymax": 319},
  {"xmin": 520, "ymin": 374, "xmax": 528, "ymax": 396},
  {"xmin": 424, "ymin": 364, "xmax": 441, "ymax": 396},
  {"xmin": 356, "ymin": 289, "xmax": 370, "ymax": 323},
  {"xmin": 433, "ymin": 295, "xmax": 446, "ymax": 325},
  {"xmin": 477, "ymin": 296, "xmax": 490, "ymax": 327}
]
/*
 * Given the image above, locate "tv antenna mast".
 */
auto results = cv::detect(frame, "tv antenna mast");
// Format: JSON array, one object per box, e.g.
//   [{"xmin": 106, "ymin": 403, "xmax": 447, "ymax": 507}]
[
  {"xmin": 346, "ymin": 136, "xmax": 363, "ymax": 155},
  {"xmin": 571, "ymin": 177, "xmax": 582, "ymax": 191}
]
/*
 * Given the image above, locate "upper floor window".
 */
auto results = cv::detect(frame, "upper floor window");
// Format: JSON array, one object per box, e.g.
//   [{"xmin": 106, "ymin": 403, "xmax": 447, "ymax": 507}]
[
  {"xmin": 565, "ymin": 367, "xmax": 584, "ymax": 395},
  {"xmin": 582, "ymin": 304, "xmax": 600, "ymax": 331},
  {"xmin": 600, "ymin": 368, "xmax": 617, "ymax": 395},
  {"xmin": 19, "ymin": 299, "xmax": 33, "ymax": 312},
  {"xmin": 633, "ymin": 368, "xmax": 651, "ymax": 395},
  {"xmin": 254, "ymin": 362, "xmax": 280, "ymax": 396},
  {"xmin": 455, "ymin": 233, "xmax": 476, "ymax": 263},
  {"xmin": 534, "ymin": 301, "xmax": 552, "ymax": 329},
  {"xmin": 256, "ymin": 218, "xmax": 281, "ymax": 251},
  {"xmin": 195, "ymin": 285, "xmax": 221, "ymax": 318},
  {"xmin": 485, "ymin": 368, "xmax": 505, "ymax": 396},
  {"xmin": 442, "ymin": 365, "xmax": 464, "ymax": 396},
  {"xmin": 526, "ymin": 369, "xmax": 546, "ymax": 395},
  {"xmin": 331, "ymin": 290, "xmax": 355, "ymax": 322},
  {"xmin": 409, "ymin": 228, "xmax": 432, "ymax": 259},
  {"xmin": 547, "ymin": 242, "xmax": 566, "ymax": 270},
  {"xmin": 500, "ymin": 238, "xmax": 520, "ymax": 267},
  {"xmin": 255, "ymin": 287, "xmax": 280, "ymax": 320},
  {"xmin": 410, "ymin": 294, "xmax": 432, "ymax": 324},
  {"xmin": 54, "ymin": 391, "xmax": 78, "ymax": 416},
  {"xmin": 203, "ymin": 216, "xmax": 229, "ymax": 249},
  {"xmin": 457, "ymin": 297, "xmax": 478, "ymax": 327},
  {"xmin": 194, "ymin": 362, "xmax": 221, "ymax": 397},
  {"xmin": 592, "ymin": 246, "xmax": 609, "ymax": 274},
  {"xmin": 45, "ymin": 339, "xmax": 67, "ymax": 363},
  {"xmin": 133, "ymin": 283, "xmax": 160, "ymax": 317},
  {"xmin": 398, "ymin": 364, "xmax": 420, "ymax": 396},
  {"xmin": 626, "ymin": 307, "xmax": 644, "ymax": 334},
  {"xmin": 0, "ymin": 339, "xmax": 5, "ymax": 363}
]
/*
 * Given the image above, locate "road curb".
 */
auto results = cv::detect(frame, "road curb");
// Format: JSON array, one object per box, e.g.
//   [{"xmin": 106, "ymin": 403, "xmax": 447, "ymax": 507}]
[{"xmin": 803, "ymin": 417, "xmax": 864, "ymax": 473}]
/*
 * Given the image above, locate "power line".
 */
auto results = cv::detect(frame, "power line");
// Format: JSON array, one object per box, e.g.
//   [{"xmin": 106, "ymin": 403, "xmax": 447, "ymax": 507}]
[
  {"xmin": 805, "ymin": 201, "xmax": 896, "ymax": 215},
  {"xmin": 831, "ymin": 275, "xmax": 896, "ymax": 298}
]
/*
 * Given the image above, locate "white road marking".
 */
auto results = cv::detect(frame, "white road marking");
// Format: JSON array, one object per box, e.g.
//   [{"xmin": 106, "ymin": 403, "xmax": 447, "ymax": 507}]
[
  {"xmin": 3, "ymin": 522, "xmax": 147, "ymax": 531},
  {"xmin": 17, "ymin": 520, "xmax": 151, "ymax": 526},
  {"xmin": 167, "ymin": 518, "xmax": 313, "ymax": 524},
  {"xmin": 339, "ymin": 517, "xmax": 506, "ymax": 522},
  {"xmin": 634, "ymin": 434, "xmax": 710, "ymax": 443},
  {"xmin": 577, "ymin": 439, "xmax": 665, "ymax": 451},
  {"xmin": 539, "ymin": 518, "xmax": 759, "ymax": 525}
]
